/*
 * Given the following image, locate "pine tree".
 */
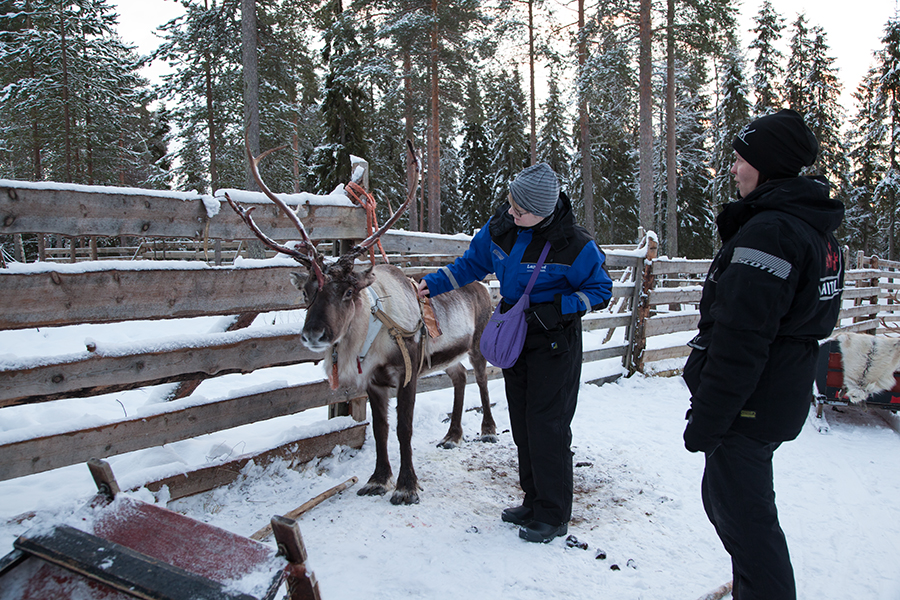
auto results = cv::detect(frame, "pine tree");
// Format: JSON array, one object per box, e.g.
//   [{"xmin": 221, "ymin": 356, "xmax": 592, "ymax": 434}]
[
  {"xmin": 580, "ymin": 20, "xmax": 638, "ymax": 245},
  {"xmin": 484, "ymin": 68, "xmax": 529, "ymax": 210},
  {"xmin": 802, "ymin": 25, "xmax": 847, "ymax": 187},
  {"xmin": 537, "ymin": 74, "xmax": 571, "ymax": 190},
  {"xmin": 458, "ymin": 74, "xmax": 493, "ymax": 232},
  {"xmin": 785, "ymin": 13, "xmax": 813, "ymax": 113},
  {"xmin": 749, "ymin": 0, "xmax": 784, "ymax": 115},
  {"xmin": 674, "ymin": 53, "xmax": 715, "ymax": 259},
  {"xmin": 844, "ymin": 67, "xmax": 886, "ymax": 254},
  {"xmin": 875, "ymin": 17, "xmax": 900, "ymax": 260},
  {"xmin": 0, "ymin": 0, "xmax": 156, "ymax": 186},
  {"xmin": 709, "ymin": 34, "xmax": 750, "ymax": 209}
]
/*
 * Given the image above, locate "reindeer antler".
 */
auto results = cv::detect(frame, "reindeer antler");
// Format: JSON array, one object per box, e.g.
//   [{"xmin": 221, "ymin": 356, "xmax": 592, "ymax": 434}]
[{"xmin": 226, "ymin": 134, "xmax": 326, "ymax": 288}]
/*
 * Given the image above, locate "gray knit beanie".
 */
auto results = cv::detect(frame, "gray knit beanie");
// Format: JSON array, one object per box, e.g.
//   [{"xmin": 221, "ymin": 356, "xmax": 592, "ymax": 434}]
[{"xmin": 509, "ymin": 163, "xmax": 560, "ymax": 217}]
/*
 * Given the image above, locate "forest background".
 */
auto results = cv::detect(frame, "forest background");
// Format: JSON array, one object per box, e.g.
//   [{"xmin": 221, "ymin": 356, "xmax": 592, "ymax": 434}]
[{"xmin": 2, "ymin": 0, "xmax": 900, "ymax": 262}]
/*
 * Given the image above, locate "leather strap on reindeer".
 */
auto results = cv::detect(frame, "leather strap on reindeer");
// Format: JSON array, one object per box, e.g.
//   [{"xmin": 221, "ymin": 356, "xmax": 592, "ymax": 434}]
[{"xmin": 361, "ymin": 286, "xmax": 427, "ymax": 387}]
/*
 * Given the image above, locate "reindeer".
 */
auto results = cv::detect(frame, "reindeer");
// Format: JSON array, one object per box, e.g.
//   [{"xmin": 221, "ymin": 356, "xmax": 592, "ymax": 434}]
[{"xmin": 226, "ymin": 139, "xmax": 496, "ymax": 505}]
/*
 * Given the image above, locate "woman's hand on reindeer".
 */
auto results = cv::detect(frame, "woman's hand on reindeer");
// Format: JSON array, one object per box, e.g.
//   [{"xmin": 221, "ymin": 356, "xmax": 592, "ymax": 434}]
[{"xmin": 417, "ymin": 280, "xmax": 430, "ymax": 298}]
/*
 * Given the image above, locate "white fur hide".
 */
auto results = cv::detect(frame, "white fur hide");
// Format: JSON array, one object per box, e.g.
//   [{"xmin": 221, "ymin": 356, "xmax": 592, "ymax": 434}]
[{"xmin": 835, "ymin": 332, "xmax": 900, "ymax": 404}]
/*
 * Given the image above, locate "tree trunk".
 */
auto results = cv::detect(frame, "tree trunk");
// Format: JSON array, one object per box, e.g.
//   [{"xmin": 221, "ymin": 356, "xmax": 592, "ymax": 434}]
[
  {"xmin": 528, "ymin": 0, "xmax": 537, "ymax": 165},
  {"xmin": 242, "ymin": 0, "xmax": 265, "ymax": 259},
  {"xmin": 27, "ymin": 0, "xmax": 41, "ymax": 180},
  {"xmin": 578, "ymin": 0, "xmax": 594, "ymax": 237},
  {"xmin": 60, "ymin": 3, "xmax": 72, "ymax": 183},
  {"xmin": 204, "ymin": 0, "xmax": 218, "ymax": 192},
  {"xmin": 427, "ymin": 0, "xmax": 441, "ymax": 233},
  {"xmin": 403, "ymin": 51, "xmax": 418, "ymax": 231},
  {"xmin": 665, "ymin": 0, "xmax": 677, "ymax": 257},
  {"xmin": 638, "ymin": 0, "xmax": 654, "ymax": 233}
]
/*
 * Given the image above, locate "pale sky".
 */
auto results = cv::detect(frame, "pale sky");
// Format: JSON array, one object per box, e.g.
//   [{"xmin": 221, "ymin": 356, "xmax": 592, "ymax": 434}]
[{"xmin": 113, "ymin": 0, "xmax": 898, "ymax": 115}]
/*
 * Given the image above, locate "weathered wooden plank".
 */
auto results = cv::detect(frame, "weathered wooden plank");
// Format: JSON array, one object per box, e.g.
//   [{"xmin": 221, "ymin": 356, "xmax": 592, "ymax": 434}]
[
  {"xmin": 0, "ymin": 182, "xmax": 366, "ymax": 240},
  {"xmin": 583, "ymin": 344, "xmax": 628, "ymax": 362},
  {"xmin": 840, "ymin": 286, "xmax": 887, "ymax": 300},
  {"xmin": 643, "ymin": 345, "xmax": 691, "ymax": 363},
  {"xmin": 645, "ymin": 312, "xmax": 700, "ymax": 337},
  {"xmin": 0, "ymin": 329, "xmax": 325, "ymax": 407},
  {"xmin": 651, "ymin": 259, "xmax": 712, "ymax": 275},
  {"xmin": 649, "ymin": 287, "xmax": 702, "ymax": 305},
  {"xmin": 833, "ymin": 319, "xmax": 880, "ymax": 334},
  {"xmin": 0, "ymin": 265, "xmax": 303, "ymax": 330},
  {"xmin": 604, "ymin": 253, "xmax": 645, "ymax": 269},
  {"xmin": 379, "ymin": 230, "xmax": 471, "ymax": 256},
  {"xmin": 844, "ymin": 269, "xmax": 885, "ymax": 281},
  {"xmin": 839, "ymin": 303, "xmax": 900, "ymax": 320},
  {"xmin": 582, "ymin": 313, "xmax": 633, "ymax": 332},
  {"xmin": 0, "ymin": 381, "xmax": 362, "ymax": 480},
  {"xmin": 143, "ymin": 424, "xmax": 367, "ymax": 501}
]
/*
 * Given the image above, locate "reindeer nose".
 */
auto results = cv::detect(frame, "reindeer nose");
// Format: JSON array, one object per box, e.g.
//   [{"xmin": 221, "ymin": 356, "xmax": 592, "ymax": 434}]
[{"xmin": 301, "ymin": 327, "xmax": 329, "ymax": 350}]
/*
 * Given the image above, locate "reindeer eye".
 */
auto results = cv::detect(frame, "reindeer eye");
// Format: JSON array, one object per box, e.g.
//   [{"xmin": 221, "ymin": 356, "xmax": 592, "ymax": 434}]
[{"xmin": 342, "ymin": 288, "xmax": 354, "ymax": 302}]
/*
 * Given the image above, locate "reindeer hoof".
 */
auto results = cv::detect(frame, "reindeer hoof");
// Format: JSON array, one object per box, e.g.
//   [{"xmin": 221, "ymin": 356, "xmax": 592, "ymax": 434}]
[
  {"xmin": 390, "ymin": 489, "xmax": 420, "ymax": 505},
  {"xmin": 357, "ymin": 482, "xmax": 390, "ymax": 497},
  {"xmin": 437, "ymin": 438, "xmax": 460, "ymax": 449},
  {"xmin": 477, "ymin": 433, "xmax": 499, "ymax": 443}
]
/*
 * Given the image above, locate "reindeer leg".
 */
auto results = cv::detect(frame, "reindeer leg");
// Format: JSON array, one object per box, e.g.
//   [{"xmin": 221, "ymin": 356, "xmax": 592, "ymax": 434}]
[
  {"xmin": 358, "ymin": 384, "xmax": 394, "ymax": 497},
  {"xmin": 391, "ymin": 376, "xmax": 420, "ymax": 505},
  {"xmin": 437, "ymin": 363, "xmax": 467, "ymax": 449},
  {"xmin": 470, "ymin": 345, "xmax": 498, "ymax": 443}
]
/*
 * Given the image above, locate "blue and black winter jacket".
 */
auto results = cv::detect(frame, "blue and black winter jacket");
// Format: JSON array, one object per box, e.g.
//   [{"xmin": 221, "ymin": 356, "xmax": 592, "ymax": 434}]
[{"xmin": 423, "ymin": 192, "xmax": 612, "ymax": 320}]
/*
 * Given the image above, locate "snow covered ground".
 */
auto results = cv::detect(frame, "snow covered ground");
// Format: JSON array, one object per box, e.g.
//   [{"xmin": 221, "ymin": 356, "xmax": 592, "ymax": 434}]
[{"xmin": 2, "ymin": 318, "xmax": 900, "ymax": 599}]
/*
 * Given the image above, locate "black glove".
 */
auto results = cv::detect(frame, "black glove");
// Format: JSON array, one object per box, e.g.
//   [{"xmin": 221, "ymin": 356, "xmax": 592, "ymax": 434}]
[
  {"xmin": 525, "ymin": 302, "xmax": 563, "ymax": 330},
  {"xmin": 683, "ymin": 408, "xmax": 721, "ymax": 455}
]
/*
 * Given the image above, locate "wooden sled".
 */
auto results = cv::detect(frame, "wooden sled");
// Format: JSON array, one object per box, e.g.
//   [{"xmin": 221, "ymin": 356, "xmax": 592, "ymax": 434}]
[
  {"xmin": 0, "ymin": 459, "xmax": 321, "ymax": 600},
  {"xmin": 814, "ymin": 338, "xmax": 900, "ymax": 418}
]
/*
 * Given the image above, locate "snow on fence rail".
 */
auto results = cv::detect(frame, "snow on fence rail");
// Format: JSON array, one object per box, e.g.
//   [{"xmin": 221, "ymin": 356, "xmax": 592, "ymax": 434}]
[{"xmin": 2, "ymin": 179, "xmax": 895, "ymax": 495}]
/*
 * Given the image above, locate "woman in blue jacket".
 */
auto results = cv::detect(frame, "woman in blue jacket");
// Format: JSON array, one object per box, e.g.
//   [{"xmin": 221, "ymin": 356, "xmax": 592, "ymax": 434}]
[{"xmin": 417, "ymin": 163, "xmax": 612, "ymax": 543}]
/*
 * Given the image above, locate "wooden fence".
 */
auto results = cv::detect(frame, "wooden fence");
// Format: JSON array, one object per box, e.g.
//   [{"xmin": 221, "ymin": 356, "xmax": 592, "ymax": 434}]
[{"xmin": 2, "ymin": 177, "xmax": 898, "ymax": 497}]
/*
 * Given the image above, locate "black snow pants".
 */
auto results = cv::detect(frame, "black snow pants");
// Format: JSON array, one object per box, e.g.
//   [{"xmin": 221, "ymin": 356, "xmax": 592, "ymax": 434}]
[
  {"xmin": 503, "ymin": 319, "xmax": 582, "ymax": 527},
  {"xmin": 702, "ymin": 431, "xmax": 796, "ymax": 600}
]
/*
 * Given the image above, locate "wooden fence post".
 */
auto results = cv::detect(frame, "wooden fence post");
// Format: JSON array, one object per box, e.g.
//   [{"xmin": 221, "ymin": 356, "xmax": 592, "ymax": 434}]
[{"xmin": 626, "ymin": 235, "xmax": 658, "ymax": 375}]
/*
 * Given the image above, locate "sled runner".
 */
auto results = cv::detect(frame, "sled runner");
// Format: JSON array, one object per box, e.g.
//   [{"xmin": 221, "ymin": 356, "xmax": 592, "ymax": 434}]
[
  {"xmin": 0, "ymin": 459, "xmax": 321, "ymax": 600},
  {"xmin": 814, "ymin": 337, "xmax": 900, "ymax": 417}
]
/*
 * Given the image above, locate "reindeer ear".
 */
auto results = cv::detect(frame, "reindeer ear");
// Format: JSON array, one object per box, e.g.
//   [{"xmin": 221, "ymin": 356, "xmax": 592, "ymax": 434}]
[
  {"xmin": 289, "ymin": 271, "xmax": 310, "ymax": 290},
  {"xmin": 352, "ymin": 265, "xmax": 376, "ymax": 291}
]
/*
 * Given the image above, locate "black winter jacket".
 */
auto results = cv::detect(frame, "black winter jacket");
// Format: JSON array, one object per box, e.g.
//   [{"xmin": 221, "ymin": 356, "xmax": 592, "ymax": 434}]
[{"xmin": 683, "ymin": 176, "xmax": 844, "ymax": 452}]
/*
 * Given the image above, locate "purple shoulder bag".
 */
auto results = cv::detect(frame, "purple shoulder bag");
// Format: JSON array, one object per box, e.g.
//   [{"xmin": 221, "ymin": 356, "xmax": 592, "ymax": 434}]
[{"xmin": 480, "ymin": 241, "xmax": 552, "ymax": 369}]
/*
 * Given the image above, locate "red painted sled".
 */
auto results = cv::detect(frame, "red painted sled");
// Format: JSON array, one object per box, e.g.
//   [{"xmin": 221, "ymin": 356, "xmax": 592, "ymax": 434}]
[{"xmin": 0, "ymin": 459, "xmax": 320, "ymax": 600}]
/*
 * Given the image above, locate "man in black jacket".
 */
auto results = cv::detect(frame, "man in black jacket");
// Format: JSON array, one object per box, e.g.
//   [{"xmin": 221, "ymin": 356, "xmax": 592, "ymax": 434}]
[{"xmin": 682, "ymin": 109, "xmax": 844, "ymax": 600}]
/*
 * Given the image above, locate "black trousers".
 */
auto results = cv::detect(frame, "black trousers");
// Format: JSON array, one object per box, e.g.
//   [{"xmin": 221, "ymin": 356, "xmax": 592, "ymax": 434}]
[
  {"xmin": 504, "ymin": 321, "xmax": 582, "ymax": 526},
  {"xmin": 702, "ymin": 432, "xmax": 796, "ymax": 600}
]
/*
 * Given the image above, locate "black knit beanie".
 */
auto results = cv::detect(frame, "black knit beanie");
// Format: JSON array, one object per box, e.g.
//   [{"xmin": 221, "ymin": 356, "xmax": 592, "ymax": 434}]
[{"xmin": 732, "ymin": 109, "xmax": 818, "ymax": 180}]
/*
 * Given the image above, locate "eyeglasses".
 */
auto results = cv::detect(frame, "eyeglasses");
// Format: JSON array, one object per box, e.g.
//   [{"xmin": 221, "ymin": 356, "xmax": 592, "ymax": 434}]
[{"xmin": 509, "ymin": 202, "xmax": 528, "ymax": 218}]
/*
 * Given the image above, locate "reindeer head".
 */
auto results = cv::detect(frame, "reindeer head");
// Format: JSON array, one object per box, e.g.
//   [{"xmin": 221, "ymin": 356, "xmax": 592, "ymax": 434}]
[
  {"xmin": 291, "ymin": 259, "xmax": 377, "ymax": 352},
  {"xmin": 227, "ymin": 134, "xmax": 418, "ymax": 353}
]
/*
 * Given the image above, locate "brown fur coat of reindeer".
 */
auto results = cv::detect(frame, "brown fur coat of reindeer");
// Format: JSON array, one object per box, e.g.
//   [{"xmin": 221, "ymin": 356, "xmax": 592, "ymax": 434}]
[{"xmin": 226, "ymin": 139, "xmax": 496, "ymax": 505}]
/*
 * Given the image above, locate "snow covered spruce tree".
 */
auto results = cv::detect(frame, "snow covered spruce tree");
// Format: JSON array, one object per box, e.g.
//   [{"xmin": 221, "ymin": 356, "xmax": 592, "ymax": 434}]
[
  {"xmin": 310, "ymin": 0, "xmax": 370, "ymax": 194},
  {"xmin": 0, "ymin": 0, "xmax": 159, "ymax": 186},
  {"xmin": 785, "ymin": 13, "xmax": 813, "ymax": 115},
  {"xmin": 843, "ymin": 67, "xmax": 886, "ymax": 255},
  {"xmin": 748, "ymin": 0, "xmax": 785, "ymax": 116},
  {"xmin": 576, "ymin": 17, "xmax": 638, "ymax": 245},
  {"xmin": 484, "ymin": 68, "xmax": 530, "ymax": 212},
  {"xmin": 537, "ymin": 74, "xmax": 572, "ymax": 191},
  {"xmin": 708, "ymin": 32, "xmax": 750, "ymax": 209},
  {"xmin": 875, "ymin": 17, "xmax": 900, "ymax": 260},
  {"xmin": 458, "ymin": 73, "xmax": 493, "ymax": 233},
  {"xmin": 672, "ymin": 53, "xmax": 715, "ymax": 259}
]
